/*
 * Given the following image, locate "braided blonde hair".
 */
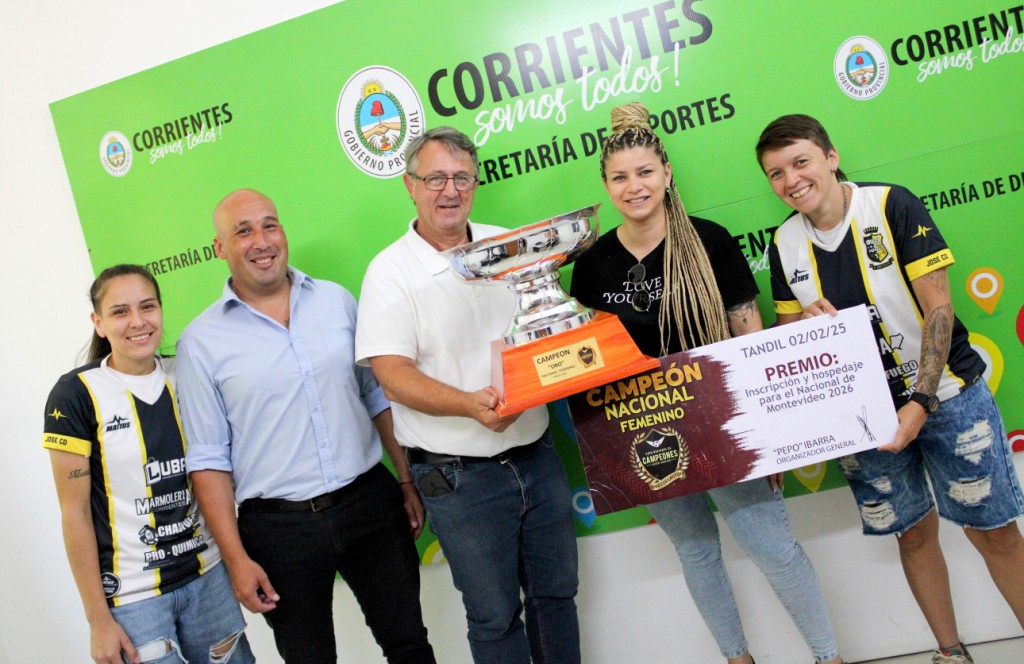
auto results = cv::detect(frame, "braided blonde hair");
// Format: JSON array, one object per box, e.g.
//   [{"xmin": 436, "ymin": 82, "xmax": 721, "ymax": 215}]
[{"xmin": 601, "ymin": 102, "xmax": 731, "ymax": 353}]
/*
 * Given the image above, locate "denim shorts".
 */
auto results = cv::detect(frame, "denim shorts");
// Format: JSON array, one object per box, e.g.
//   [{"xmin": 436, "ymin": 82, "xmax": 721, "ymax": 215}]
[
  {"xmin": 839, "ymin": 379, "xmax": 1024, "ymax": 536},
  {"xmin": 110, "ymin": 562, "xmax": 253, "ymax": 663}
]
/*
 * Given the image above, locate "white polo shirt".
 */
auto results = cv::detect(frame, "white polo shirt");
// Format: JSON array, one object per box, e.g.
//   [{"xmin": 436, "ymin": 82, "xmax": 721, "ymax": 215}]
[{"xmin": 356, "ymin": 219, "xmax": 548, "ymax": 456}]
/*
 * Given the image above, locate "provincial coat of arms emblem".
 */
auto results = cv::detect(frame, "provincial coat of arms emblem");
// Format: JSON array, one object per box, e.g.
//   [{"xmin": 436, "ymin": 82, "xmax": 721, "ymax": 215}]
[{"xmin": 337, "ymin": 66, "xmax": 424, "ymax": 178}]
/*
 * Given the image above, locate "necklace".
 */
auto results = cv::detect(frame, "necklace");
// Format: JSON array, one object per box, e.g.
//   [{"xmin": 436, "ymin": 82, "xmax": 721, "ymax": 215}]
[{"xmin": 810, "ymin": 183, "xmax": 848, "ymax": 243}]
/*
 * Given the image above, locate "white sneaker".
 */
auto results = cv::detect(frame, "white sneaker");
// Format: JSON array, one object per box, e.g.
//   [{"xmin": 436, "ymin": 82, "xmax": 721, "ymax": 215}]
[{"xmin": 930, "ymin": 643, "xmax": 973, "ymax": 664}]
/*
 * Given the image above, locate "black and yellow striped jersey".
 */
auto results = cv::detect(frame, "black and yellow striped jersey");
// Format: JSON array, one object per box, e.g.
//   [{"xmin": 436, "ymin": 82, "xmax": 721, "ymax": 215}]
[
  {"xmin": 43, "ymin": 356, "xmax": 221, "ymax": 606},
  {"xmin": 770, "ymin": 182, "xmax": 984, "ymax": 407}
]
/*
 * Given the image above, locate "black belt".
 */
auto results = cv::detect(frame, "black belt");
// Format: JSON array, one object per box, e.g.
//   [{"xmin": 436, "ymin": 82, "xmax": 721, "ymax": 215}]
[
  {"xmin": 240, "ymin": 467, "xmax": 376, "ymax": 514},
  {"xmin": 406, "ymin": 439, "xmax": 540, "ymax": 466},
  {"xmin": 240, "ymin": 485, "xmax": 351, "ymax": 514}
]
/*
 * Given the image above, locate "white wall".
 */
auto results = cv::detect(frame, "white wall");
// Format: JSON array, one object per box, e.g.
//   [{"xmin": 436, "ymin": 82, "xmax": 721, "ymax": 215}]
[{"xmin": 1, "ymin": 3, "xmax": 1020, "ymax": 663}]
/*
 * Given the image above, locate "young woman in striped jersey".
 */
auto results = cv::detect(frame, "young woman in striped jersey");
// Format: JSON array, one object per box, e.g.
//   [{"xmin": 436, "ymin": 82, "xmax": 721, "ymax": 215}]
[{"xmin": 43, "ymin": 264, "xmax": 253, "ymax": 664}]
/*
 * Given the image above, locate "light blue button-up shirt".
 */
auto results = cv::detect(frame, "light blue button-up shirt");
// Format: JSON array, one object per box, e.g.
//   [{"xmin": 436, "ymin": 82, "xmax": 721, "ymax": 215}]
[{"xmin": 177, "ymin": 267, "xmax": 388, "ymax": 502}]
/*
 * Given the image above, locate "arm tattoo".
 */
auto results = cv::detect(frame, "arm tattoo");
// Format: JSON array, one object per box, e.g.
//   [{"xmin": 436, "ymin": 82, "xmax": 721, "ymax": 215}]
[
  {"xmin": 916, "ymin": 271, "xmax": 953, "ymax": 395},
  {"xmin": 726, "ymin": 299, "xmax": 757, "ymax": 326},
  {"xmin": 67, "ymin": 468, "xmax": 91, "ymax": 480}
]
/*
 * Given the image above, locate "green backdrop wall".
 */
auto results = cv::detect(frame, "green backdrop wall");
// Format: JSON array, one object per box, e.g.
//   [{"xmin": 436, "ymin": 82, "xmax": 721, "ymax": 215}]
[{"xmin": 51, "ymin": 0, "xmax": 1024, "ymax": 562}]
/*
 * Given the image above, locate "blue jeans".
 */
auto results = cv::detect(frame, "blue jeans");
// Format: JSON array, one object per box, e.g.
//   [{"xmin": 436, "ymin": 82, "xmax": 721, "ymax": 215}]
[
  {"xmin": 111, "ymin": 562, "xmax": 253, "ymax": 663},
  {"xmin": 410, "ymin": 432, "xmax": 580, "ymax": 664},
  {"xmin": 647, "ymin": 479, "xmax": 839, "ymax": 662},
  {"xmin": 840, "ymin": 379, "xmax": 1024, "ymax": 534},
  {"xmin": 238, "ymin": 463, "xmax": 434, "ymax": 664}
]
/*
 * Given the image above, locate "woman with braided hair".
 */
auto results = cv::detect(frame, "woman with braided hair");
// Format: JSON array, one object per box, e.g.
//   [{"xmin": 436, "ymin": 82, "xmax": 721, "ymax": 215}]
[{"xmin": 570, "ymin": 102, "xmax": 843, "ymax": 664}]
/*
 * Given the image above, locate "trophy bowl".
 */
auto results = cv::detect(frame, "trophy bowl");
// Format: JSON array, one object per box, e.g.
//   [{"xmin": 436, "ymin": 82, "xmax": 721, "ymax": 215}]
[{"xmin": 446, "ymin": 204, "xmax": 600, "ymax": 345}]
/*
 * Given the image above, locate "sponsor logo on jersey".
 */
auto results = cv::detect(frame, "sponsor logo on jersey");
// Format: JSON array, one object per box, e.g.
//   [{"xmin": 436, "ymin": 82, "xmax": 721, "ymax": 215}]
[
  {"xmin": 862, "ymin": 226, "xmax": 894, "ymax": 269},
  {"xmin": 47, "ymin": 408, "xmax": 67, "ymax": 421},
  {"xmin": 834, "ymin": 36, "xmax": 889, "ymax": 100},
  {"xmin": 101, "ymin": 572, "xmax": 121, "ymax": 598},
  {"xmin": 886, "ymin": 359, "xmax": 919, "ymax": 382},
  {"xmin": 99, "ymin": 131, "xmax": 134, "ymax": 177},
  {"xmin": 336, "ymin": 66, "xmax": 424, "ymax": 178},
  {"xmin": 171, "ymin": 534, "xmax": 208, "ymax": 558},
  {"xmin": 879, "ymin": 331, "xmax": 906, "ymax": 356},
  {"xmin": 135, "ymin": 488, "xmax": 191, "ymax": 515},
  {"xmin": 138, "ymin": 510, "xmax": 199, "ymax": 545},
  {"xmin": 789, "ymin": 268, "xmax": 809, "ymax": 284},
  {"xmin": 144, "ymin": 457, "xmax": 186, "ymax": 486},
  {"xmin": 104, "ymin": 414, "xmax": 132, "ymax": 432},
  {"xmin": 143, "ymin": 548, "xmax": 172, "ymax": 569},
  {"xmin": 912, "ymin": 224, "xmax": 933, "ymax": 238}
]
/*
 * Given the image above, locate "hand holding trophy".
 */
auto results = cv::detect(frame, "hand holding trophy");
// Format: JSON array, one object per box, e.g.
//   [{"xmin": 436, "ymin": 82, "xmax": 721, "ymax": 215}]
[{"xmin": 445, "ymin": 204, "xmax": 659, "ymax": 415}]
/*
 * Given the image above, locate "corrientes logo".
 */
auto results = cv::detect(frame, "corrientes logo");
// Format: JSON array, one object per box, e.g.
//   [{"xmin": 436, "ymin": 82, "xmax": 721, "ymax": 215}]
[
  {"xmin": 834, "ymin": 36, "xmax": 889, "ymax": 100},
  {"xmin": 337, "ymin": 66, "xmax": 424, "ymax": 178},
  {"xmin": 99, "ymin": 131, "xmax": 133, "ymax": 177}
]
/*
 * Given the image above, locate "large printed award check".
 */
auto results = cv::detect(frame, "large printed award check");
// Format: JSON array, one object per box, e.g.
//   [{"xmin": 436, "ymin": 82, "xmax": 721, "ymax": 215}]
[{"xmin": 567, "ymin": 305, "xmax": 899, "ymax": 515}]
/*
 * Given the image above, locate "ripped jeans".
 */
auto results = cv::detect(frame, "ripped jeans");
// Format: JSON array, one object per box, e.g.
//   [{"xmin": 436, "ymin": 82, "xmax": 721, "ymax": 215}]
[
  {"xmin": 110, "ymin": 562, "xmax": 253, "ymax": 663},
  {"xmin": 840, "ymin": 379, "xmax": 1024, "ymax": 535}
]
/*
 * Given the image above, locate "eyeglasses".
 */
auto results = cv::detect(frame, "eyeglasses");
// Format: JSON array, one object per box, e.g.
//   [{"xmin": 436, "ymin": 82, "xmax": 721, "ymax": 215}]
[
  {"xmin": 627, "ymin": 263, "xmax": 651, "ymax": 313},
  {"xmin": 409, "ymin": 173, "xmax": 478, "ymax": 191}
]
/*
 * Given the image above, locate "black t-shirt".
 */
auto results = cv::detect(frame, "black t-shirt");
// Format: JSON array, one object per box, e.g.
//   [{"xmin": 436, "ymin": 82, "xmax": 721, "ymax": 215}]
[{"xmin": 570, "ymin": 216, "xmax": 758, "ymax": 356}]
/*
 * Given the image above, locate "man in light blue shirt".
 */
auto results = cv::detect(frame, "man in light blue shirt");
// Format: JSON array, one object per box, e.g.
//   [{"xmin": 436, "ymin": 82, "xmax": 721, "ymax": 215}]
[{"xmin": 177, "ymin": 189, "xmax": 435, "ymax": 664}]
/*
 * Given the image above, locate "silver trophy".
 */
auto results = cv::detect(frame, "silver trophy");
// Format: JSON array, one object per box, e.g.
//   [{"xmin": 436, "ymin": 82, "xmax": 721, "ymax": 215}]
[{"xmin": 446, "ymin": 204, "xmax": 600, "ymax": 345}]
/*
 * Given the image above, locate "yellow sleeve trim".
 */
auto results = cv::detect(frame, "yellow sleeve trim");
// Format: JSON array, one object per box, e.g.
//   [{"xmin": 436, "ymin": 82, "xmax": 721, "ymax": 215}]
[
  {"xmin": 905, "ymin": 249, "xmax": 955, "ymax": 282},
  {"xmin": 43, "ymin": 433, "xmax": 91, "ymax": 456},
  {"xmin": 775, "ymin": 299, "xmax": 803, "ymax": 315}
]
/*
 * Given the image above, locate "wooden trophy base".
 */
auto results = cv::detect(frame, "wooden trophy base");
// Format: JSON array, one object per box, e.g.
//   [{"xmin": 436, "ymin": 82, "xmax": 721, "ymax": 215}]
[{"xmin": 492, "ymin": 311, "xmax": 660, "ymax": 416}]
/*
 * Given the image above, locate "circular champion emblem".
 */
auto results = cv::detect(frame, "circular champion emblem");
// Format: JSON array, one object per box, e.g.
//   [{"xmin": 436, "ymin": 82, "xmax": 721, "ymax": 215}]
[
  {"xmin": 630, "ymin": 426, "xmax": 690, "ymax": 490},
  {"xmin": 834, "ymin": 36, "xmax": 889, "ymax": 101},
  {"xmin": 99, "ymin": 131, "xmax": 133, "ymax": 177},
  {"xmin": 336, "ymin": 66, "xmax": 425, "ymax": 178}
]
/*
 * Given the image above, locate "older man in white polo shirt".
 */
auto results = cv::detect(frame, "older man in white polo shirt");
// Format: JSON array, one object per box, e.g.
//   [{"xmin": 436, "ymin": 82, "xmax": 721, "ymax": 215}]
[{"xmin": 356, "ymin": 127, "xmax": 581, "ymax": 664}]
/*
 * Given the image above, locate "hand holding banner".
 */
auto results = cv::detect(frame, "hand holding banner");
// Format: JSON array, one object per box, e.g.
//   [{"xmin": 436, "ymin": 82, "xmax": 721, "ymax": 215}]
[{"xmin": 568, "ymin": 305, "xmax": 898, "ymax": 515}]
